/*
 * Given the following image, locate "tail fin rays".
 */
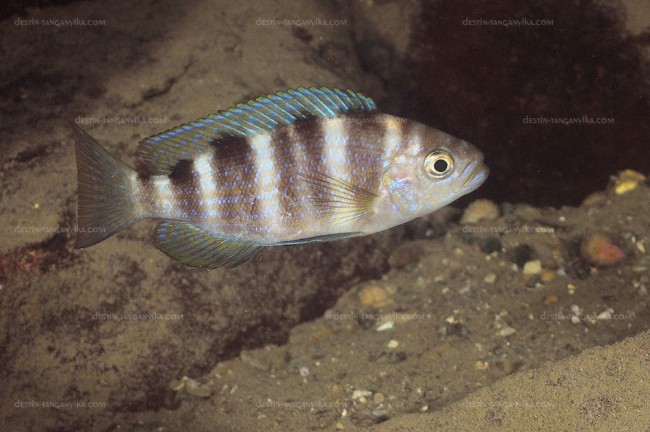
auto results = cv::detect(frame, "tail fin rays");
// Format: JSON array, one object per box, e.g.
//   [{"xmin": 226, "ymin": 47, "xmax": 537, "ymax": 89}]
[{"xmin": 73, "ymin": 123, "xmax": 142, "ymax": 248}]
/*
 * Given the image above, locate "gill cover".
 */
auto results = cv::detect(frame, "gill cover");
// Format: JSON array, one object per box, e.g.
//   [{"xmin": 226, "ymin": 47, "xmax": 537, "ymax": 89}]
[{"xmin": 383, "ymin": 165, "xmax": 417, "ymax": 218}]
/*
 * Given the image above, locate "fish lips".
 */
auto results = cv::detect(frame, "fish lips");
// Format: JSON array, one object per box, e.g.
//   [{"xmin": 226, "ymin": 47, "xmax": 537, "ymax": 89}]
[{"xmin": 460, "ymin": 160, "xmax": 490, "ymax": 193}]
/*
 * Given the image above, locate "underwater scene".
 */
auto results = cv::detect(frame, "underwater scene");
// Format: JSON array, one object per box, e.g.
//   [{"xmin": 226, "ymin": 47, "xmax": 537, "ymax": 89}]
[{"xmin": 1, "ymin": 0, "xmax": 649, "ymax": 430}]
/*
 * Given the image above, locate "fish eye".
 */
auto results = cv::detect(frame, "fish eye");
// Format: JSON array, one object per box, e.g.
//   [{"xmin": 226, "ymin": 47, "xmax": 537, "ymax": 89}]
[{"xmin": 424, "ymin": 150, "xmax": 454, "ymax": 178}]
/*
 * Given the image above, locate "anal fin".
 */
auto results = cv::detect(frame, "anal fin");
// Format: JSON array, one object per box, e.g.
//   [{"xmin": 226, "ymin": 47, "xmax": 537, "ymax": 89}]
[{"xmin": 154, "ymin": 221, "xmax": 263, "ymax": 268}]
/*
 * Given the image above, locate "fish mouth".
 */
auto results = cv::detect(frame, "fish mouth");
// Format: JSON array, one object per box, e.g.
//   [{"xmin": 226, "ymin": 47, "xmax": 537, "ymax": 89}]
[{"xmin": 460, "ymin": 160, "xmax": 490, "ymax": 191}]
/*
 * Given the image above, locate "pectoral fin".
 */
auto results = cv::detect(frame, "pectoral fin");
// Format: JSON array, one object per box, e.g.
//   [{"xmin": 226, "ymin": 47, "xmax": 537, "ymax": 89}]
[{"xmin": 300, "ymin": 172, "xmax": 376, "ymax": 226}]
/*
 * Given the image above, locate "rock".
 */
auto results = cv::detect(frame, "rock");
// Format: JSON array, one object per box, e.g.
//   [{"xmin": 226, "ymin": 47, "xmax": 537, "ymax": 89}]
[
  {"xmin": 499, "ymin": 326, "xmax": 517, "ymax": 337},
  {"xmin": 522, "ymin": 259, "xmax": 542, "ymax": 275},
  {"xmin": 358, "ymin": 285, "xmax": 390, "ymax": 306},
  {"xmin": 614, "ymin": 180, "xmax": 639, "ymax": 195},
  {"xmin": 581, "ymin": 233, "xmax": 626, "ymax": 267},
  {"xmin": 613, "ymin": 169, "xmax": 645, "ymax": 195},
  {"xmin": 460, "ymin": 199, "xmax": 500, "ymax": 224},
  {"xmin": 541, "ymin": 270, "xmax": 556, "ymax": 282}
]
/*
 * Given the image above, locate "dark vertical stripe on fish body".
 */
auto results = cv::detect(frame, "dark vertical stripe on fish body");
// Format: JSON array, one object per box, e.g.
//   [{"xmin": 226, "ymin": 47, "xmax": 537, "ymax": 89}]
[
  {"xmin": 168, "ymin": 159, "xmax": 202, "ymax": 221},
  {"xmin": 290, "ymin": 116, "xmax": 329, "ymax": 220},
  {"xmin": 209, "ymin": 135, "xmax": 261, "ymax": 234},
  {"xmin": 343, "ymin": 113, "xmax": 387, "ymax": 197}
]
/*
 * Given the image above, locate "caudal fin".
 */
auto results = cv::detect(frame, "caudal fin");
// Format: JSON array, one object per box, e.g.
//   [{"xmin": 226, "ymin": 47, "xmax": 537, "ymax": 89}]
[{"xmin": 73, "ymin": 123, "xmax": 142, "ymax": 248}]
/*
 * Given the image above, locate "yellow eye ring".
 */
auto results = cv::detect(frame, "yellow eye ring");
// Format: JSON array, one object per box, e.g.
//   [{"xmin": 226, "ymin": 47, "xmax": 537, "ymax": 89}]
[{"xmin": 424, "ymin": 150, "xmax": 454, "ymax": 178}]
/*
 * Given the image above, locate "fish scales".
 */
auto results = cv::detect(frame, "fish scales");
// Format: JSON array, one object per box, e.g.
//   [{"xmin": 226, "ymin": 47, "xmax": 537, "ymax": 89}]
[
  {"xmin": 138, "ymin": 114, "xmax": 391, "ymax": 238},
  {"xmin": 272, "ymin": 124, "xmax": 302, "ymax": 226},
  {"xmin": 73, "ymin": 86, "xmax": 488, "ymax": 268}
]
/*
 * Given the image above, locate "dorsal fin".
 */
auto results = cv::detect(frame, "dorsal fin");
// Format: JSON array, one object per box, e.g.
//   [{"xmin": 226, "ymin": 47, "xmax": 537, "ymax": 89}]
[{"xmin": 137, "ymin": 86, "xmax": 377, "ymax": 174}]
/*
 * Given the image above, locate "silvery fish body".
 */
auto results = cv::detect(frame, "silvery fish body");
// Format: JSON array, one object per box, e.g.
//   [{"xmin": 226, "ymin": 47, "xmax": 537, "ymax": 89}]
[{"xmin": 74, "ymin": 87, "xmax": 488, "ymax": 268}]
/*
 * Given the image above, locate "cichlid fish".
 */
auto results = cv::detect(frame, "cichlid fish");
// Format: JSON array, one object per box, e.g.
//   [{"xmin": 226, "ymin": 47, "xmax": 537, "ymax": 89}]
[{"xmin": 74, "ymin": 87, "xmax": 488, "ymax": 268}]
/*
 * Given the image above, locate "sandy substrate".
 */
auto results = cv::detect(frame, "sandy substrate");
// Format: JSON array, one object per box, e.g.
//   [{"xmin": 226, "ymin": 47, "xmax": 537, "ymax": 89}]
[
  {"xmin": 91, "ymin": 177, "xmax": 648, "ymax": 432},
  {"xmin": 1, "ymin": 0, "xmax": 648, "ymax": 431}
]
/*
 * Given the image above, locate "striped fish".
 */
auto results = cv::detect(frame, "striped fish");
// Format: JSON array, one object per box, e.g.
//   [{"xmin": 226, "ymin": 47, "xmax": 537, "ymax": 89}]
[{"xmin": 74, "ymin": 87, "xmax": 488, "ymax": 268}]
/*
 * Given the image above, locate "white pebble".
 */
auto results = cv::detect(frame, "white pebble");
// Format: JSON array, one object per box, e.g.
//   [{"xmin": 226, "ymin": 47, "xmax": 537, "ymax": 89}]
[
  {"xmin": 376, "ymin": 321, "xmax": 394, "ymax": 332},
  {"xmin": 522, "ymin": 259, "xmax": 542, "ymax": 275},
  {"xmin": 352, "ymin": 390, "xmax": 372, "ymax": 400},
  {"xmin": 387, "ymin": 339, "xmax": 399, "ymax": 348},
  {"xmin": 597, "ymin": 308, "xmax": 614, "ymax": 320},
  {"xmin": 483, "ymin": 273, "xmax": 497, "ymax": 283}
]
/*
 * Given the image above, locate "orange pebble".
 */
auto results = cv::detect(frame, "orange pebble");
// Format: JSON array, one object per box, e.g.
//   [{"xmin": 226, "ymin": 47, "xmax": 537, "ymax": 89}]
[
  {"xmin": 545, "ymin": 294, "xmax": 559, "ymax": 304},
  {"xmin": 580, "ymin": 233, "xmax": 626, "ymax": 267}
]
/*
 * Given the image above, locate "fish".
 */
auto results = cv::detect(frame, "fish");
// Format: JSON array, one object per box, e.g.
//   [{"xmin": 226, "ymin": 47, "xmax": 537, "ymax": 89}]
[{"xmin": 73, "ymin": 86, "xmax": 488, "ymax": 268}]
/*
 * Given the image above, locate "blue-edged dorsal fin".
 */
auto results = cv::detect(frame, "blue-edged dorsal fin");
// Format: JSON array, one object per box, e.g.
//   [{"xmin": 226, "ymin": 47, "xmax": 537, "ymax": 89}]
[
  {"xmin": 154, "ymin": 220, "xmax": 264, "ymax": 268},
  {"xmin": 137, "ymin": 86, "xmax": 377, "ymax": 175}
]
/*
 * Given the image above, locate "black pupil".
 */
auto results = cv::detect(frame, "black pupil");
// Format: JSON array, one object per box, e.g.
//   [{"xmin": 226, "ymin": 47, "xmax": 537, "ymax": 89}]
[{"xmin": 433, "ymin": 159, "xmax": 448, "ymax": 173}]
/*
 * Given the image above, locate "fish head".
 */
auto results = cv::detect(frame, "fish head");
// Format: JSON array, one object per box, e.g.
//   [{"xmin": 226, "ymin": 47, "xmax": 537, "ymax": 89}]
[{"xmin": 382, "ymin": 127, "xmax": 489, "ymax": 219}]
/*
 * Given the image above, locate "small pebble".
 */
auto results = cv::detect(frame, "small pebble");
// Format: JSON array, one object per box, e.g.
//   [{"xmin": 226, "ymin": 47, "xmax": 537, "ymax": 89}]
[
  {"xmin": 567, "ymin": 283, "xmax": 576, "ymax": 295},
  {"xmin": 541, "ymin": 270, "xmax": 556, "ymax": 282},
  {"xmin": 171, "ymin": 377, "xmax": 213, "ymax": 398},
  {"xmin": 618, "ymin": 170, "xmax": 646, "ymax": 183},
  {"xmin": 373, "ymin": 392, "xmax": 385, "ymax": 404},
  {"xmin": 499, "ymin": 326, "xmax": 517, "ymax": 337},
  {"xmin": 581, "ymin": 233, "xmax": 626, "ymax": 267},
  {"xmin": 619, "ymin": 169, "xmax": 646, "ymax": 182},
  {"xmin": 358, "ymin": 285, "xmax": 389, "ymax": 306},
  {"xmin": 460, "ymin": 199, "xmax": 500, "ymax": 224},
  {"xmin": 571, "ymin": 315, "xmax": 581, "ymax": 325},
  {"xmin": 387, "ymin": 339, "xmax": 399, "ymax": 349},
  {"xmin": 597, "ymin": 308, "xmax": 614, "ymax": 320},
  {"xmin": 483, "ymin": 273, "xmax": 497, "ymax": 284},
  {"xmin": 474, "ymin": 360, "xmax": 489, "ymax": 370},
  {"xmin": 352, "ymin": 390, "xmax": 372, "ymax": 400},
  {"xmin": 545, "ymin": 294, "xmax": 559, "ymax": 305},
  {"xmin": 376, "ymin": 321, "xmax": 394, "ymax": 332},
  {"xmin": 299, "ymin": 367, "xmax": 310, "ymax": 377},
  {"xmin": 523, "ymin": 259, "xmax": 542, "ymax": 275},
  {"xmin": 335, "ymin": 422, "xmax": 345, "ymax": 430},
  {"xmin": 614, "ymin": 180, "xmax": 638, "ymax": 195}
]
